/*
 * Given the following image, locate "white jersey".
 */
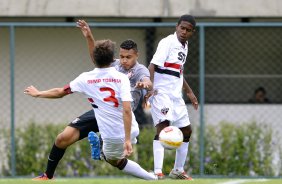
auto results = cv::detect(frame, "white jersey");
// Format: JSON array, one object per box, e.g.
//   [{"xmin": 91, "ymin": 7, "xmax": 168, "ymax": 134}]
[
  {"xmin": 69, "ymin": 67, "xmax": 139, "ymax": 142},
  {"xmin": 151, "ymin": 32, "xmax": 188, "ymax": 99}
]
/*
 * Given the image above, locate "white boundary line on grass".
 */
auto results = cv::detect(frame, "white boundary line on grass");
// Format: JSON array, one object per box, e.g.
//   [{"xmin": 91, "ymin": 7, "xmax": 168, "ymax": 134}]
[{"xmin": 217, "ymin": 179, "xmax": 268, "ymax": 184}]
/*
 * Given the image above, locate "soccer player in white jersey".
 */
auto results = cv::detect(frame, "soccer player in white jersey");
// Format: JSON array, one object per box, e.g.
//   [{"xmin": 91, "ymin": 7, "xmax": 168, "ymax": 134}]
[
  {"xmin": 148, "ymin": 14, "xmax": 199, "ymax": 180},
  {"xmin": 25, "ymin": 20, "xmax": 152, "ymax": 181},
  {"xmin": 25, "ymin": 40, "xmax": 156, "ymax": 180}
]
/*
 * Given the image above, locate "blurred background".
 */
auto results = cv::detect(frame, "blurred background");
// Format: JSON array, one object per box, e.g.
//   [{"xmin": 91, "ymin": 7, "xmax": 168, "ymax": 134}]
[{"xmin": 0, "ymin": 0, "xmax": 281, "ymax": 178}]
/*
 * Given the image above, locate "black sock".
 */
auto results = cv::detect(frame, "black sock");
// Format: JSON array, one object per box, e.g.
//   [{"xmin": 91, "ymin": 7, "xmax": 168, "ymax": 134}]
[{"xmin": 45, "ymin": 143, "xmax": 66, "ymax": 179}]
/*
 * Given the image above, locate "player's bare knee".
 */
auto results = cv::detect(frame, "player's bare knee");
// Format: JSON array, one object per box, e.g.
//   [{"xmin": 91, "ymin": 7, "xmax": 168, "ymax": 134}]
[
  {"xmin": 55, "ymin": 133, "xmax": 67, "ymax": 147},
  {"xmin": 180, "ymin": 125, "xmax": 192, "ymax": 142},
  {"xmin": 55, "ymin": 132, "xmax": 74, "ymax": 148},
  {"xmin": 155, "ymin": 120, "xmax": 170, "ymax": 140},
  {"xmin": 183, "ymin": 135, "xmax": 191, "ymax": 142},
  {"xmin": 154, "ymin": 134, "xmax": 159, "ymax": 140},
  {"xmin": 106, "ymin": 158, "xmax": 128, "ymax": 170}
]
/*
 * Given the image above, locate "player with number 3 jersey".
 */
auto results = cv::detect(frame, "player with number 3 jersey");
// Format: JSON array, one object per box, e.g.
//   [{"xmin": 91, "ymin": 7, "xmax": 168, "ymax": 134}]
[
  {"xmin": 25, "ymin": 40, "xmax": 156, "ymax": 180},
  {"xmin": 25, "ymin": 20, "xmax": 154, "ymax": 180}
]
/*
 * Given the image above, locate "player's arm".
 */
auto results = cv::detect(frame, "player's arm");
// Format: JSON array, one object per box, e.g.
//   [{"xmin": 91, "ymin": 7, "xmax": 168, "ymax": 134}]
[
  {"xmin": 148, "ymin": 63, "xmax": 155, "ymax": 84},
  {"xmin": 143, "ymin": 64, "xmax": 157, "ymax": 105},
  {"xmin": 24, "ymin": 85, "xmax": 69, "ymax": 98},
  {"xmin": 183, "ymin": 78, "xmax": 198, "ymax": 110},
  {"xmin": 122, "ymin": 101, "xmax": 133, "ymax": 157},
  {"xmin": 148, "ymin": 37, "xmax": 170, "ymax": 84},
  {"xmin": 77, "ymin": 20, "xmax": 95, "ymax": 62}
]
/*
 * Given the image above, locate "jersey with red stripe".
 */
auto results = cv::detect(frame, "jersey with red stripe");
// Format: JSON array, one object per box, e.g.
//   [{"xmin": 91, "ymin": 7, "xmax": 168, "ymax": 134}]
[
  {"xmin": 69, "ymin": 67, "xmax": 139, "ymax": 142},
  {"xmin": 151, "ymin": 32, "xmax": 188, "ymax": 99}
]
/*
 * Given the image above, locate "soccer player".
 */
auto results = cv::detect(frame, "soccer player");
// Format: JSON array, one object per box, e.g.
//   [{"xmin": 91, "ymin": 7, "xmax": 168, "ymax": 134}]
[
  {"xmin": 26, "ymin": 20, "xmax": 152, "ymax": 180},
  {"xmin": 24, "ymin": 39, "xmax": 157, "ymax": 180},
  {"xmin": 147, "ymin": 14, "xmax": 198, "ymax": 180}
]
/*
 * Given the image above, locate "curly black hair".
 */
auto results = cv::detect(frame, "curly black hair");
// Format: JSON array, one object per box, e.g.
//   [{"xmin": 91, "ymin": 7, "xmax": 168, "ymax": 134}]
[
  {"xmin": 177, "ymin": 14, "xmax": 196, "ymax": 28},
  {"xmin": 120, "ymin": 39, "xmax": 138, "ymax": 52}
]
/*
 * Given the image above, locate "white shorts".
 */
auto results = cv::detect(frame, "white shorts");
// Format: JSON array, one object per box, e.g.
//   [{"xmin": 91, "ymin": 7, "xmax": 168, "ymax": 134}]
[
  {"xmin": 149, "ymin": 93, "xmax": 190, "ymax": 128},
  {"xmin": 103, "ymin": 137, "xmax": 138, "ymax": 160}
]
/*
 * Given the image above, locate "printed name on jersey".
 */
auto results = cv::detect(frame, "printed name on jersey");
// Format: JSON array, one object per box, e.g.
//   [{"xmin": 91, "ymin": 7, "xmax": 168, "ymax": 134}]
[
  {"xmin": 87, "ymin": 78, "xmax": 121, "ymax": 84},
  {"xmin": 161, "ymin": 107, "xmax": 169, "ymax": 115}
]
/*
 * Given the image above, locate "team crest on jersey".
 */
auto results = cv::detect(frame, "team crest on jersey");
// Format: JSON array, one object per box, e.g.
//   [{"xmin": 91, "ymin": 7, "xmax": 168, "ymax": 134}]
[
  {"xmin": 127, "ymin": 69, "xmax": 134, "ymax": 79},
  {"xmin": 161, "ymin": 107, "xmax": 169, "ymax": 115},
  {"xmin": 71, "ymin": 118, "xmax": 80, "ymax": 124}
]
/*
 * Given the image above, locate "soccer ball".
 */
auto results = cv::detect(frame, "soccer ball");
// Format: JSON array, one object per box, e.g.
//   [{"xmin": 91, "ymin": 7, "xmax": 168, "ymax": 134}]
[{"xmin": 159, "ymin": 126, "xmax": 183, "ymax": 149}]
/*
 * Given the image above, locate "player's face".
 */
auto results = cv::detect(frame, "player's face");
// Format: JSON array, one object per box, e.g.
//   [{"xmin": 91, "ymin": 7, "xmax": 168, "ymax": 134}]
[
  {"xmin": 119, "ymin": 48, "xmax": 138, "ymax": 70},
  {"xmin": 176, "ymin": 21, "xmax": 195, "ymax": 44}
]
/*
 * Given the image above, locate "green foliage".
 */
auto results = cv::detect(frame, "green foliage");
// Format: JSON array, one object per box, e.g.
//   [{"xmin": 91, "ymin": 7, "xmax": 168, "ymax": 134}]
[
  {"xmin": 194, "ymin": 121, "xmax": 277, "ymax": 176},
  {"xmin": 0, "ymin": 121, "xmax": 280, "ymax": 177}
]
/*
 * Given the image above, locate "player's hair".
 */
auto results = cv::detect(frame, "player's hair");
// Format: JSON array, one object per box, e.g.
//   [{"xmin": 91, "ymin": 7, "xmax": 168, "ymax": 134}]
[
  {"xmin": 120, "ymin": 39, "xmax": 138, "ymax": 52},
  {"xmin": 177, "ymin": 14, "xmax": 196, "ymax": 28},
  {"xmin": 93, "ymin": 40, "xmax": 116, "ymax": 67}
]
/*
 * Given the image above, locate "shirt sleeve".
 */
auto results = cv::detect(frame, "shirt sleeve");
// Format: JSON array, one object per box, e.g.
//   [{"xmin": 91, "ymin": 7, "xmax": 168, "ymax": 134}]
[
  {"xmin": 150, "ymin": 37, "xmax": 170, "ymax": 66},
  {"xmin": 135, "ymin": 65, "xmax": 150, "ymax": 82},
  {"xmin": 120, "ymin": 75, "xmax": 133, "ymax": 102},
  {"xmin": 69, "ymin": 73, "xmax": 86, "ymax": 94}
]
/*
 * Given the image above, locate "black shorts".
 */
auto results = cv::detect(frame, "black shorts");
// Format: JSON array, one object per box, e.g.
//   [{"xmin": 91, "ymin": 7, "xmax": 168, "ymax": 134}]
[{"xmin": 68, "ymin": 110, "xmax": 99, "ymax": 140}]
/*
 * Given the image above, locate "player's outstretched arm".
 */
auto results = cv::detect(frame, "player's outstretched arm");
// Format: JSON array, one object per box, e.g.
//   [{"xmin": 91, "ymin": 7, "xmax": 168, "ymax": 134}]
[
  {"xmin": 135, "ymin": 77, "xmax": 153, "ymax": 91},
  {"xmin": 122, "ymin": 101, "xmax": 133, "ymax": 157},
  {"xmin": 24, "ymin": 85, "xmax": 69, "ymax": 99},
  {"xmin": 183, "ymin": 78, "xmax": 198, "ymax": 110},
  {"xmin": 76, "ymin": 19, "xmax": 95, "ymax": 62}
]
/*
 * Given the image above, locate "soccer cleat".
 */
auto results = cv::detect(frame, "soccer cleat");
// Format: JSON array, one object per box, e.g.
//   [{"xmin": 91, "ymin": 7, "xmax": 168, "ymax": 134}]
[
  {"xmin": 155, "ymin": 172, "xmax": 165, "ymax": 180},
  {"xmin": 169, "ymin": 169, "xmax": 193, "ymax": 180},
  {"xmin": 88, "ymin": 131, "xmax": 101, "ymax": 160},
  {"xmin": 32, "ymin": 173, "xmax": 53, "ymax": 181},
  {"xmin": 148, "ymin": 171, "xmax": 159, "ymax": 180}
]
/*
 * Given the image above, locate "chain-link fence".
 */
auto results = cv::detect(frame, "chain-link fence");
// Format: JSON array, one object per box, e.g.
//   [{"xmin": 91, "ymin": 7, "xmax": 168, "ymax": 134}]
[{"xmin": 0, "ymin": 22, "xmax": 282, "ymax": 177}]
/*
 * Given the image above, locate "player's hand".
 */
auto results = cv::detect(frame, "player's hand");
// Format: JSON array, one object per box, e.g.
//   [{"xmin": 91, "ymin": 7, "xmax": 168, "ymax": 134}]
[
  {"xmin": 76, "ymin": 20, "xmax": 92, "ymax": 38},
  {"xmin": 187, "ymin": 92, "xmax": 198, "ymax": 110},
  {"xmin": 135, "ymin": 81, "xmax": 149, "ymax": 89},
  {"xmin": 24, "ymin": 85, "xmax": 40, "ymax": 97},
  {"xmin": 123, "ymin": 140, "xmax": 133, "ymax": 157},
  {"xmin": 143, "ymin": 90, "xmax": 154, "ymax": 107}
]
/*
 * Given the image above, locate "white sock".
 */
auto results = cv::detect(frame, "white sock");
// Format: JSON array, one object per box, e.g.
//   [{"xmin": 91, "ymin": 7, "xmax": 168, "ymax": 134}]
[
  {"xmin": 153, "ymin": 140, "xmax": 164, "ymax": 174},
  {"xmin": 174, "ymin": 142, "xmax": 189, "ymax": 172},
  {"xmin": 122, "ymin": 159, "xmax": 156, "ymax": 180}
]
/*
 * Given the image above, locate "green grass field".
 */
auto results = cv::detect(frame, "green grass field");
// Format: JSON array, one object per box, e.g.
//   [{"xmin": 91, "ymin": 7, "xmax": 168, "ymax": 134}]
[{"xmin": 0, "ymin": 178, "xmax": 282, "ymax": 184}]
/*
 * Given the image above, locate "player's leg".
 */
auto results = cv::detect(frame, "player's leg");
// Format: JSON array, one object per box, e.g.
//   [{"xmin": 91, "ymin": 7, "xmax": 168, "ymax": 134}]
[
  {"xmin": 153, "ymin": 121, "xmax": 169, "ymax": 179},
  {"xmin": 33, "ymin": 110, "xmax": 98, "ymax": 180},
  {"xmin": 32, "ymin": 125, "xmax": 80, "ymax": 180},
  {"xmin": 150, "ymin": 93, "xmax": 173, "ymax": 178},
  {"xmin": 169, "ymin": 98, "xmax": 192, "ymax": 180},
  {"xmin": 103, "ymin": 140, "xmax": 157, "ymax": 180},
  {"xmin": 44, "ymin": 126, "xmax": 80, "ymax": 178}
]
